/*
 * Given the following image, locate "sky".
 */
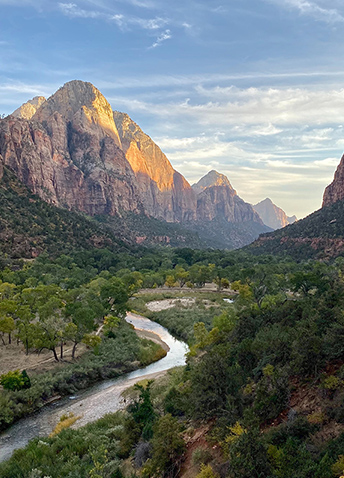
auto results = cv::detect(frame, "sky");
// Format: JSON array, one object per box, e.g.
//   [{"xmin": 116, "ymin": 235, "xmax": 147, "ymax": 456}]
[{"xmin": 1, "ymin": 1, "xmax": 344, "ymax": 218}]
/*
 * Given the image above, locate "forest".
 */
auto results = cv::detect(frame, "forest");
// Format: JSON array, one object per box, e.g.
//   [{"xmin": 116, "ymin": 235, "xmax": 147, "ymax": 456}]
[{"xmin": 0, "ymin": 242, "xmax": 344, "ymax": 477}]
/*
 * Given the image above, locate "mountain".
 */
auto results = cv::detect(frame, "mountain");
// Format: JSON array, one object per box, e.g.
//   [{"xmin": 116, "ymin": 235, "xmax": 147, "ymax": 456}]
[
  {"xmin": 113, "ymin": 111, "xmax": 196, "ymax": 222},
  {"xmin": 248, "ymin": 154, "xmax": 344, "ymax": 259},
  {"xmin": 187, "ymin": 171, "xmax": 271, "ymax": 248},
  {"xmin": 193, "ymin": 170, "xmax": 265, "ymax": 224},
  {"xmin": 0, "ymin": 80, "xmax": 270, "ymax": 251},
  {"xmin": 11, "ymin": 96, "xmax": 46, "ymax": 120},
  {"xmin": 192, "ymin": 169, "xmax": 233, "ymax": 194},
  {"xmin": 323, "ymin": 154, "xmax": 344, "ymax": 207},
  {"xmin": 0, "ymin": 166, "xmax": 129, "ymax": 260},
  {"xmin": 253, "ymin": 198, "xmax": 297, "ymax": 230},
  {"xmin": 0, "ymin": 81, "xmax": 145, "ymax": 216}
]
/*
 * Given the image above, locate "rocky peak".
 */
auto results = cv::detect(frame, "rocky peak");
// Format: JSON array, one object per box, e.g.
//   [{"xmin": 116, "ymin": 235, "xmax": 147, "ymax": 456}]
[
  {"xmin": 11, "ymin": 96, "xmax": 46, "ymax": 120},
  {"xmin": 192, "ymin": 170, "xmax": 234, "ymax": 194},
  {"xmin": 113, "ymin": 110, "xmax": 196, "ymax": 222},
  {"xmin": 33, "ymin": 80, "xmax": 121, "ymax": 147},
  {"xmin": 193, "ymin": 171, "xmax": 262, "ymax": 224},
  {"xmin": 253, "ymin": 198, "xmax": 296, "ymax": 230},
  {"xmin": 323, "ymin": 154, "xmax": 344, "ymax": 207}
]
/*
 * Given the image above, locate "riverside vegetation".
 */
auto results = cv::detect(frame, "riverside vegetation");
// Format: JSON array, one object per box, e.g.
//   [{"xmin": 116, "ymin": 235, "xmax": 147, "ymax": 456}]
[{"xmin": 1, "ymin": 245, "xmax": 344, "ymax": 477}]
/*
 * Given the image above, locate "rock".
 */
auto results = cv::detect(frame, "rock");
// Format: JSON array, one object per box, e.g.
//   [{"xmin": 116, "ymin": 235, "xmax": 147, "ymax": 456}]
[
  {"xmin": 11, "ymin": 96, "xmax": 46, "ymax": 120},
  {"xmin": 113, "ymin": 111, "xmax": 196, "ymax": 222},
  {"xmin": 253, "ymin": 198, "xmax": 297, "ymax": 230},
  {"xmin": 0, "ymin": 81, "xmax": 143, "ymax": 216},
  {"xmin": 323, "ymin": 154, "xmax": 344, "ymax": 207},
  {"xmin": 193, "ymin": 170, "xmax": 263, "ymax": 223}
]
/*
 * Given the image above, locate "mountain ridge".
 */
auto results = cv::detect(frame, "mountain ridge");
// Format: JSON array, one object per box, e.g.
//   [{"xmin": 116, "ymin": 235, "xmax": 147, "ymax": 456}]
[{"xmin": 0, "ymin": 80, "xmax": 271, "ymax": 250}]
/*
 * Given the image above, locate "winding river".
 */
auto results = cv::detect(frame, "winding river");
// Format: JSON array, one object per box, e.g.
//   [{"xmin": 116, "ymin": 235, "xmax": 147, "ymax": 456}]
[{"xmin": 0, "ymin": 313, "xmax": 189, "ymax": 463}]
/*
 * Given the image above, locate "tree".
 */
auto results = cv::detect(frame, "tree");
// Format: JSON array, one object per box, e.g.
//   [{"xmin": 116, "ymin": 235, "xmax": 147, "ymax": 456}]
[
  {"xmin": 64, "ymin": 301, "xmax": 96, "ymax": 358},
  {"xmin": 0, "ymin": 369, "xmax": 31, "ymax": 391},
  {"xmin": 143, "ymin": 414, "xmax": 185, "ymax": 478},
  {"xmin": 0, "ymin": 299, "xmax": 17, "ymax": 344},
  {"xmin": 82, "ymin": 334, "xmax": 101, "ymax": 351},
  {"xmin": 175, "ymin": 267, "xmax": 189, "ymax": 288},
  {"xmin": 0, "ymin": 317, "xmax": 15, "ymax": 345},
  {"xmin": 16, "ymin": 305, "xmax": 35, "ymax": 355},
  {"xmin": 36, "ymin": 296, "xmax": 66, "ymax": 361},
  {"xmin": 100, "ymin": 277, "xmax": 129, "ymax": 318},
  {"xmin": 128, "ymin": 381, "xmax": 156, "ymax": 440}
]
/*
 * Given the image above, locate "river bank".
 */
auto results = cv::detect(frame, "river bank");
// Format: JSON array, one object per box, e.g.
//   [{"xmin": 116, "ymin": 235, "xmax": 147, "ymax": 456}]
[{"xmin": 0, "ymin": 313, "xmax": 188, "ymax": 463}]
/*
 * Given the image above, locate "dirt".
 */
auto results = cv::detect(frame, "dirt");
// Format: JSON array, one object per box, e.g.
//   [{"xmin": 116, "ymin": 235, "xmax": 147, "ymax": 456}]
[
  {"xmin": 180, "ymin": 424, "xmax": 224, "ymax": 478},
  {"xmin": 0, "ymin": 324, "xmax": 169, "ymax": 376},
  {"xmin": 146, "ymin": 298, "xmax": 197, "ymax": 312},
  {"xmin": 134, "ymin": 329, "xmax": 170, "ymax": 352},
  {"xmin": 0, "ymin": 342, "xmax": 88, "ymax": 376}
]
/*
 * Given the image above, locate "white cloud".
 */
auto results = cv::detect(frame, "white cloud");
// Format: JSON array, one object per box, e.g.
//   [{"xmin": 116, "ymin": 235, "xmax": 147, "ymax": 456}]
[
  {"xmin": 149, "ymin": 29, "xmax": 172, "ymax": 48},
  {"xmin": 58, "ymin": 3, "xmax": 170, "ymax": 36},
  {"xmin": 267, "ymin": 0, "xmax": 344, "ymax": 23},
  {"xmin": 112, "ymin": 86, "xmax": 344, "ymax": 127},
  {"xmin": 58, "ymin": 2, "xmax": 101, "ymax": 18}
]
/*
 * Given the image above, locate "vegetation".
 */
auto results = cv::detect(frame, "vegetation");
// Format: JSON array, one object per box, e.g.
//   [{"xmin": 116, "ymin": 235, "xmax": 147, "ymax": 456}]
[
  {"xmin": 249, "ymin": 200, "xmax": 344, "ymax": 260},
  {"xmin": 2, "ymin": 220, "xmax": 344, "ymax": 476},
  {"xmin": 0, "ymin": 167, "xmax": 129, "ymax": 259}
]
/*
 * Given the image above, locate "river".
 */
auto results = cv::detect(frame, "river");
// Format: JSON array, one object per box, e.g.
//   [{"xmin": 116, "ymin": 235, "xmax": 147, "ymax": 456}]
[{"xmin": 0, "ymin": 313, "xmax": 189, "ymax": 463}]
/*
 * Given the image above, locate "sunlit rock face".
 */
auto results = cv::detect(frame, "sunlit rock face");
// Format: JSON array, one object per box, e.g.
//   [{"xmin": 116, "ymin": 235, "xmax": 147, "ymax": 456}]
[
  {"xmin": 323, "ymin": 154, "xmax": 344, "ymax": 207},
  {"xmin": 253, "ymin": 198, "xmax": 297, "ymax": 230},
  {"xmin": 0, "ymin": 80, "xmax": 268, "ymax": 246},
  {"xmin": 0, "ymin": 81, "xmax": 142, "ymax": 216},
  {"xmin": 113, "ymin": 111, "xmax": 196, "ymax": 222},
  {"xmin": 193, "ymin": 170, "xmax": 263, "ymax": 223},
  {"xmin": 11, "ymin": 96, "xmax": 46, "ymax": 120}
]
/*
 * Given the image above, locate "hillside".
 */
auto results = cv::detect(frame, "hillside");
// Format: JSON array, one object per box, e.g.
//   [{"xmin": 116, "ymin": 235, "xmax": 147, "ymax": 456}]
[
  {"xmin": 249, "ymin": 199, "xmax": 344, "ymax": 259},
  {"xmin": 0, "ymin": 167, "xmax": 129, "ymax": 260}
]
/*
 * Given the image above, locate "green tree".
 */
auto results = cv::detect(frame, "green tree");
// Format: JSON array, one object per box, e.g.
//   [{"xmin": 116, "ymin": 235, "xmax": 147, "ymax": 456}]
[
  {"xmin": 0, "ymin": 369, "xmax": 30, "ymax": 391},
  {"xmin": 143, "ymin": 414, "xmax": 185, "ymax": 478}
]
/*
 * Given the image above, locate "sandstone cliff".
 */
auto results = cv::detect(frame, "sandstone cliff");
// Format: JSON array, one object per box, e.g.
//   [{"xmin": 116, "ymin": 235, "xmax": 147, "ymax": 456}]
[
  {"xmin": 113, "ymin": 111, "xmax": 196, "ymax": 222},
  {"xmin": 0, "ymin": 80, "xmax": 271, "ymax": 249},
  {"xmin": 323, "ymin": 154, "xmax": 344, "ymax": 207},
  {"xmin": 253, "ymin": 198, "xmax": 297, "ymax": 230},
  {"xmin": 11, "ymin": 96, "xmax": 46, "ymax": 120},
  {"xmin": 193, "ymin": 171, "xmax": 263, "ymax": 223},
  {"xmin": 0, "ymin": 81, "xmax": 143, "ymax": 216}
]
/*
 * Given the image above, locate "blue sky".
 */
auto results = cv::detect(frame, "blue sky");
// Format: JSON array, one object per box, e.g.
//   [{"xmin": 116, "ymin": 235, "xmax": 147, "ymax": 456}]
[{"xmin": 1, "ymin": 0, "xmax": 344, "ymax": 218}]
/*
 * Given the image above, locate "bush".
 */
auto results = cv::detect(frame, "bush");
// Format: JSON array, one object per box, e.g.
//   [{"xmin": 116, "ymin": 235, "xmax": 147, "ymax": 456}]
[{"xmin": 0, "ymin": 370, "xmax": 31, "ymax": 391}]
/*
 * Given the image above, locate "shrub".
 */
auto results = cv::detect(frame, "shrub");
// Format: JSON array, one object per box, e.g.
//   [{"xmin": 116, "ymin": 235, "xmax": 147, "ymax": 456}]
[{"xmin": 0, "ymin": 370, "xmax": 31, "ymax": 391}]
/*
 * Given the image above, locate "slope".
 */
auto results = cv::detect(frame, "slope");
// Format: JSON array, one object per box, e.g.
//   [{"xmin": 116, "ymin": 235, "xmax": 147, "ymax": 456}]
[
  {"xmin": 249, "ymin": 199, "xmax": 344, "ymax": 260},
  {"xmin": 0, "ymin": 167, "xmax": 129, "ymax": 260}
]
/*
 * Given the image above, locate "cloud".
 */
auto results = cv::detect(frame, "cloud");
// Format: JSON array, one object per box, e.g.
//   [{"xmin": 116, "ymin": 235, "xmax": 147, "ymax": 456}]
[
  {"xmin": 267, "ymin": 0, "xmax": 344, "ymax": 23},
  {"xmin": 149, "ymin": 29, "xmax": 172, "ymax": 48},
  {"xmin": 58, "ymin": 2, "xmax": 170, "ymax": 33},
  {"xmin": 58, "ymin": 2, "xmax": 101, "ymax": 18},
  {"xmin": 112, "ymin": 86, "xmax": 344, "ymax": 128},
  {"xmin": 0, "ymin": 82, "xmax": 52, "ymax": 96}
]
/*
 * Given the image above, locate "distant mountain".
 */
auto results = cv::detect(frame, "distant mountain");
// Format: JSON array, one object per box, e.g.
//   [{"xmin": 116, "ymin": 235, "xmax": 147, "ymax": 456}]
[
  {"xmin": 253, "ymin": 198, "xmax": 297, "ymax": 230},
  {"xmin": 193, "ymin": 170, "xmax": 265, "ymax": 224},
  {"xmin": 187, "ymin": 171, "xmax": 271, "ymax": 249},
  {"xmin": 0, "ymin": 80, "xmax": 270, "ymax": 252},
  {"xmin": 248, "ymin": 154, "xmax": 344, "ymax": 259},
  {"xmin": 192, "ymin": 170, "xmax": 233, "ymax": 194}
]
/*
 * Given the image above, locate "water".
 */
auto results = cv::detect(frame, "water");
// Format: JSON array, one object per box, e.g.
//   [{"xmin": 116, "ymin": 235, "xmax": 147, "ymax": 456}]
[{"xmin": 0, "ymin": 313, "xmax": 188, "ymax": 463}]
